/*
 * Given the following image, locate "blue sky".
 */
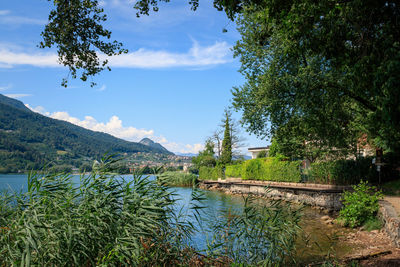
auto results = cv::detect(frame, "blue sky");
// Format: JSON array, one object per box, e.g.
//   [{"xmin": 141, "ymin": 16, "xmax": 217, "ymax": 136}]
[{"xmin": 0, "ymin": 0, "xmax": 268, "ymax": 155}]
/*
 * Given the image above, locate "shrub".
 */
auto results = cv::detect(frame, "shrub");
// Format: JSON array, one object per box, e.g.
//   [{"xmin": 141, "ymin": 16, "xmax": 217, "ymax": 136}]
[
  {"xmin": 339, "ymin": 181, "xmax": 383, "ymax": 228},
  {"xmin": 256, "ymin": 150, "xmax": 268, "ymax": 158},
  {"xmin": 241, "ymin": 158, "xmax": 301, "ymax": 182},
  {"xmin": 307, "ymin": 158, "xmax": 377, "ymax": 185},
  {"xmin": 157, "ymin": 171, "xmax": 198, "ymax": 187},
  {"xmin": 225, "ymin": 164, "xmax": 243, "ymax": 178},
  {"xmin": 198, "ymin": 166, "xmax": 223, "ymax": 180}
]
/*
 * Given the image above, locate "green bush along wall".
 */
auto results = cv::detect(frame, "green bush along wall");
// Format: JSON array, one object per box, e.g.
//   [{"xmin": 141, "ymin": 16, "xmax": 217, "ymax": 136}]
[
  {"xmin": 199, "ymin": 166, "xmax": 224, "ymax": 180},
  {"xmin": 226, "ymin": 158, "xmax": 302, "ymax": 183}
]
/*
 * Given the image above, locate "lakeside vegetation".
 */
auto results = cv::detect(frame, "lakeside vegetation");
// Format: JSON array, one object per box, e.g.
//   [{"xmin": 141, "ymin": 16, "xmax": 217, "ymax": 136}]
[
  {"xmin": 0, "ymin": 157, "xmax": 304, "ymax": 266},
  {"xmin": 157, "ymin": 171, "xmax": 198, "ymax": 187}
]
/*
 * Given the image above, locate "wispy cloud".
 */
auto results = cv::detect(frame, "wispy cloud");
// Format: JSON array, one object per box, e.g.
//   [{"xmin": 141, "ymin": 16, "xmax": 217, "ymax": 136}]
[
  {"xmin": 0, "ymin": 10, "xmax": 47, "ymax": 25},
  {"xmin": 98, "ymin": 84, "xmax": 106, "ymax": 91},
  {"xmin": 25, "ymin": 104, "xmax": 204, "ymax": 154},
  {"xmin": 0, "ymin": 10, "xmax": 11, "ymax": 16},
  {"xmin": 0, "ymin": 45, "xmax": 60, "ymax": 68},
  {"xmin": 0, "ymin": 41, "xmax": 231, "ymax": 69},
  {"xmin": 107, "ymin": 41, "xmax": 231, "ymax": 68},
  {"xmin": 4, "ymin": 94, "xmax": 31, "ymax": 99},
  {"xmin": 0, "ymin": 84, "xmax": 12, "ymax": 91}
]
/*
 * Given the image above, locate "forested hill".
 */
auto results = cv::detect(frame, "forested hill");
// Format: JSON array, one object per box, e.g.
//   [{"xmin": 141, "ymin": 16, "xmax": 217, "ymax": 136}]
[
  {"xmin": 0, "ymin": 94, "xmax": 173, "ymax": 173},
  {"xmin": 139, "ymin": 138, "xmax": 170, "ymax": 154}
]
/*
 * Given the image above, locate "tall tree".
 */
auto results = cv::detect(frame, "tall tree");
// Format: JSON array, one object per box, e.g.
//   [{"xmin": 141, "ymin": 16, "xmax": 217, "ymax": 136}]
[
  {"xmin": 220, "ymin": 110, "xmax": 233, "ymax": 164},
  {"xmin": 191, "ymin": 138, "xmax": 216, "ymax": 169},
  {"xmin": 231, "ymin": 1, "xmax": 400, "ymax": 155},
  {"xmin": 210, "ymin": 109, "xmax": 246, "ymax": 159}
]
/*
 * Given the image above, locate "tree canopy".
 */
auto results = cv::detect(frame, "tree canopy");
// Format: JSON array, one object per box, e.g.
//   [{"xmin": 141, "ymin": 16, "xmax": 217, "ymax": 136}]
[{"xmin": 231, "ymin": 0, "xmax": 400, "ymax": 155}]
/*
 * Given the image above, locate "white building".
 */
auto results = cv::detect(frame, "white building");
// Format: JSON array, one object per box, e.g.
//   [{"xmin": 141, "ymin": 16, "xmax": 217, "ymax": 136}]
[{"xmin": 248, "ymin": 147, "xmax": 270, "ymax": 159}]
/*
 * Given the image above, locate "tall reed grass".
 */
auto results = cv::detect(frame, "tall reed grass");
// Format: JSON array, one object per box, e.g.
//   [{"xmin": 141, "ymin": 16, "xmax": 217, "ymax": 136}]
[
  {"xmin": 157, "ymin": 171, "xmax": 198, "ymax": 187},
  {"xmin": 0, "ymin": 156, "xmax": 302, "ymax": 266}
]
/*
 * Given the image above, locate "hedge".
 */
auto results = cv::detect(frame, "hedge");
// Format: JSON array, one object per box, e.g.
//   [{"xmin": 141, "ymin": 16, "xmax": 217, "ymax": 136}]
[
  {"xmin": 306, "ymin": 157, "xmax": 377, "ymax": 185},
  {"xmin": 225, "ymin": 158, "xmax": 302, "ymax": 183},
  {"xmin": 225, "ymin": 164, "xmax": 242, "ymax": 178},
  {"xmin": 199, "ymin": 166, "xmax": 224, "ymax": 180}
]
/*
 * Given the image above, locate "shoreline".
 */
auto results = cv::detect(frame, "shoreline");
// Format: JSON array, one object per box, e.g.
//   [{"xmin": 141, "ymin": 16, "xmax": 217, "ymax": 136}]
[{"xmin": 199, "ymin": 179, "xmax": 400, "ymax": 265}]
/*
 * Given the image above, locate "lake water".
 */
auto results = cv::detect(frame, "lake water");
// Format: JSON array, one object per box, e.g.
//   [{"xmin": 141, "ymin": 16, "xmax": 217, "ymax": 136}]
[{"xmin": 0, "ymin": 174, "xmax": 350, "ymax": 262}]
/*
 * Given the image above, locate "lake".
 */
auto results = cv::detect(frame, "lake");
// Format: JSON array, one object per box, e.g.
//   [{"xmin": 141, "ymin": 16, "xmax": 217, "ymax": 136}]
[{"xmin": 0, "ymin": 173, "xmax": 350, "ymax": 262}]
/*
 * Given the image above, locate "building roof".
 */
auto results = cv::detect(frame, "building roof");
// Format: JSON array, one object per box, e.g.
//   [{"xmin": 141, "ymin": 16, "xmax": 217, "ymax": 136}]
[{"xmin": 248, "ymin": 146, "xmax": 270, "ymax": 151}]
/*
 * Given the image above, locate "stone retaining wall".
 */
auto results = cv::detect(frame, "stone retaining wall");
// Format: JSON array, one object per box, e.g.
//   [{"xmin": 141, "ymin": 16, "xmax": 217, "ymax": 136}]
[
  {"xmin": 199, "ymin": 179, "xmax": 400, "ymax": 248},
  {"xmin": 379, "ymin": 200, "xmax": 400, "ymax": 248},
  {"xmin": 199, "ymin": 179, "xmax": 348, "ymax": 211}
]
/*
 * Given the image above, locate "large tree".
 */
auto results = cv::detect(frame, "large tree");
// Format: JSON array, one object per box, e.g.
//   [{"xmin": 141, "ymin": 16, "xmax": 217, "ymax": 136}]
[
  {"xmin": 231, "ymin": 1, "xmax": 400, "ymax": 154},
  {"xmin": 209, "ymin": 109, "xmax": 246, "ymax": 158}
]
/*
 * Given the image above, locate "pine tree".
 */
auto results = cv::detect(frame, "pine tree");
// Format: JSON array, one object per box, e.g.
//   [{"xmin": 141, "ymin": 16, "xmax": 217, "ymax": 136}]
[{"xmin": 220, "ymin": 111, "xmax": 232, "ymax": 165}]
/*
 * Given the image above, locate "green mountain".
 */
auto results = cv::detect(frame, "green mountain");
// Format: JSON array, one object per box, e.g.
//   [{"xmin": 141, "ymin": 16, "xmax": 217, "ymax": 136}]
[
  {"xmin": 139, "ymin": 138, "xmax": 170, "ymax": 154},
  {"xmin": 0, "ymin": 94, "xmax": 173, "ymax": 173}
]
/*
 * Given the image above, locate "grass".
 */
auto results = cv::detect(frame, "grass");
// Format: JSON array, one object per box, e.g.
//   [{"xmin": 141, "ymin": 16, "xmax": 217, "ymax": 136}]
[
  {"xmin": 363, "ymin": 217, "xmax": 383, "ymax": 231},
  {"xmin": 0, "ymin": 156, "xmax": 304, "ymax": 266},
  {"xmin": 157, "ymin": 171, "xmax": 198, "ymax": 187}
]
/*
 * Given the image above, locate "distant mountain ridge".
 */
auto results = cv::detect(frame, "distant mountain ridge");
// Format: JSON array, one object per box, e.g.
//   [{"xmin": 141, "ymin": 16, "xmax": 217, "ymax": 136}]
[
  {"xmin": 139, "ymin": 138, "xmax": 170, "ymax": 154},
  {"xmin": 0, "ymin": 94, "xmax": 173, "ymax": 172}
]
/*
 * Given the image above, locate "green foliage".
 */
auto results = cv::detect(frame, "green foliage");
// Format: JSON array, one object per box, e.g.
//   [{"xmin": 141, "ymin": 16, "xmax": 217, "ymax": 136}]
[
  {"xmin": 192, "ymin": 139, "xmax": 216, "ymax": 169},
  {"xmin": 231, "ymin": 1, "xmax": 400, "ymax": 156},
  {"xmin": 0, "ymin": 156, "xmax": 305, "ymax": 265},
  {"xmin": 382, "ymin": 179, "xmax": 400, "ymax": 196},
  {"xmin": 242, "ymin": 158, "xmax": 301, "ymax": 182},
  {"xmin": 256, "ymin": 150, "xmax": 267, "ymax": 158},
  {"xmin": 225, "ymin": 164, "xmax": 243, "ymax": 178},
  {"xmin": 307, "ymin": 158, "xmax": 377, "ymax": 185},
  {"xmin": 226, "ymin": 157, "xmax": 301, "ymax": 182},
  {"xmin": 0, "ymin": 156, "xmax": 200, "ymax": 265},
  {"xmin": 41, "ymin": 0, "xmax": 127, "ymax": 87},
  {"xmin": 157, "ymin": 171, "xmax": 198, "ymax": 187},
  {"xmin": 210, "ymin": 196, "xmax": 302, "ymax": 266},
  {"xmin": 339, "ymin": 181, "xmax": 383, "ymax": 228},
  {"xmin": 198, "ymin": 166, "xmax": 223, "ymax": 180},
  {"xmin": 363, "ymin": 217, "xmax": 383, "ymax": 232},
  {"xmin": 220, "ymin": 110, "xmax": 233, "ymax": 165},
  {"xmin": 268, "ymin": 138, "xmax": 280, "ymax": 157}
]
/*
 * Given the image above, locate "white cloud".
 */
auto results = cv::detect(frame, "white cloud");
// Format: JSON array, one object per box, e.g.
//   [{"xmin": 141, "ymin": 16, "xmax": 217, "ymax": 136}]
[
  {"xmin": 4, "ymin": 94, "xmax": 31, "ymax": 99},
  {"xmin": 0, "ymin": 10, "xmax": 46, "ymax": 25},
  {"xmin": 0, "ymin": 10, "xmax": 11, "ymax": 16},
  {"xmin": 0, "ymin": 41, "xmax": 231, "ymax": 69},
  {"xmin": 0, "ymin": 46, "xmax": 60, "ymax": 68},
  {"xmin": 98, "ymin": 84, "xmax": 106, "ymax": 91},
  {"xmin": 25, "ymin": 104, "xmax": 204, "ymax": 154},
  {"xmin": 0, "ymin": 84, "xmax": 12, "ymax": 91},
  {"xmin": 107, "ymin": 41, "xmax": 231, "ymax": 68}
]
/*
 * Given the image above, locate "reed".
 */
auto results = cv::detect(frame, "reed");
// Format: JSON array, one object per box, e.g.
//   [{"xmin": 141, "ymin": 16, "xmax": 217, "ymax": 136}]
[
  {"xmin": 157, "ymin": 171, "xmax": 198, "ymax": 187},
  {"xmin": 0, "ymin": 156, "xmax": 302, "ymax": 266}
]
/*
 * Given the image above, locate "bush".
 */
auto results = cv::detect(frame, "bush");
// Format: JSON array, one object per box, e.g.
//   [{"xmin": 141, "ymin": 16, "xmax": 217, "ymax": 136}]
[
  {"xmin": 256, "ymin": 150, "xmax": 267, "ymax": 158},
  {"xmin": 307, "ymin": 157, "xmax": 377, "ymax": 185},
  {"xmin": 241, "ymin": 158, "xmax": 301, "ymax": 182},
  {"xmin": 157, "ymin": 171, "xmax": 198, "ymax": 187},
  {"xmin": 225, "ymin": 164, "xmax": 243, "ymax": 178},
  {"xmin": 339, "ymin": 181, "xmax": 383, "ymax": 228},
  {"xmin": 199, "ymin": 166, "xmax": 224, "ymax": 180}
]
